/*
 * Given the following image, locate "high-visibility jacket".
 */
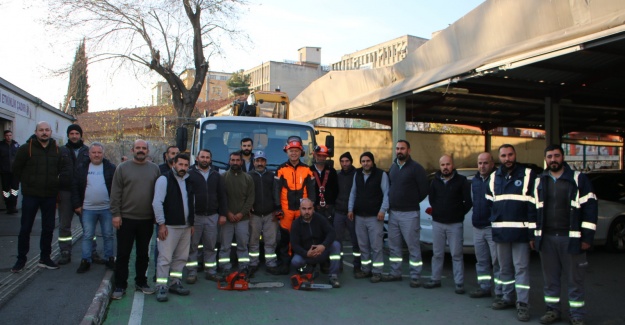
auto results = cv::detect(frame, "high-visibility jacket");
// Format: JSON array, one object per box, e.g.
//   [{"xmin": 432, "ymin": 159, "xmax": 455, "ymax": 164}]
[
  {"xmin": 273, "ymin": 160, "xmax": 316, "ymax": 230},
  {"xmin": 531, "ymin": 165, "xmax": 598, "ymax": 254},
  {"xmin": 486, "ymin": 164, "xmax": 537, "ymax": 243}
]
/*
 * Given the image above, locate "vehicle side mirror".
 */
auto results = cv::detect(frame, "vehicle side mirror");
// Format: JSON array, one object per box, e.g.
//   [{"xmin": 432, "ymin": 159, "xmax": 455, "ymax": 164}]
[
  {"xmin": 325, "ymin": 135, "xmax": 334, "ymax": 158},
  {"xmin": 176, "ymin": 127, "xmax": 188, "ymax": 152}
]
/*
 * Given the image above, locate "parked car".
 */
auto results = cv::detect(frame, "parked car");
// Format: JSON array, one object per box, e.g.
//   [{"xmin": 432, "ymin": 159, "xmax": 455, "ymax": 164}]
[{"xmin": 585, "ymin": 170, "xmax": 625, "ymax": 253}]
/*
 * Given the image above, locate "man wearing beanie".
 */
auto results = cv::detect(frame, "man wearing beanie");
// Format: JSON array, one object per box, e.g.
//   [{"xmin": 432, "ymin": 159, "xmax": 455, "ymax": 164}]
[
  {"xmin": 334, "ymin": 151, "xmax": 362, "ymax": 274},
  {"xmin": 58, "ymin": 124, "xmax": 102, "ymax": 265}
]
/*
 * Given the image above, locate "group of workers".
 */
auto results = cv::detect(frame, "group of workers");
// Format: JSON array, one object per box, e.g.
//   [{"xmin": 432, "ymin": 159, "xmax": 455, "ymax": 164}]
[{"xmin": 6, "ymin": 121, "xmax": 596, "ymax": 325}]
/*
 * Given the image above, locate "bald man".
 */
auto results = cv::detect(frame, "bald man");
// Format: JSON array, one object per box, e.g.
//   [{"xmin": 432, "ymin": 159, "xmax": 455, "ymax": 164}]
[
  {"xmin": 469, "ymin": 152, "xmax": 502, "ymax": 299},
  {"xmin": 423, "ymin": 155, "xmax": 472, "ymax": 294},
  {"xmin": 11, "ymin": 122, "xmax": 72, "ymax": 273}
]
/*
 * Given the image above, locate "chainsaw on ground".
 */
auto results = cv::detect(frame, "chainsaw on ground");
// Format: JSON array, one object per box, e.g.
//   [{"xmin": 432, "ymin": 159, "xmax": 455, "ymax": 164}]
[
  {"xmin": 290, "ymin": 272, "xmax": 333, "ymax": 290},
  {"xmin": 217, "ymin": 268, "xmax": 284, "ymax": 291}
]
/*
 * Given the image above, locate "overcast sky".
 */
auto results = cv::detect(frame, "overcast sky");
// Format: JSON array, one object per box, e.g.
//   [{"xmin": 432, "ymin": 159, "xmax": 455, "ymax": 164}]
[{"xmin": 0, "ymin": 0, "xmax": 484, "ymax": 112}]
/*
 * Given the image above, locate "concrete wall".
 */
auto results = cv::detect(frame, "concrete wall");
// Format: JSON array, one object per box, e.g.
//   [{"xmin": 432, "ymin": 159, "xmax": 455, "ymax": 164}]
[{"xmin": 316, "ymin": 126, "xmax": 546, "ymax": 172}]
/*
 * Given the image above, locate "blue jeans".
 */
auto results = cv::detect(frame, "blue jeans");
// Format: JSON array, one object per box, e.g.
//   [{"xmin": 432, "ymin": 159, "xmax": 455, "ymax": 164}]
[
  {"xmin": 291, "ymin": 241, "xmax": 342, "ymax": 276},
  {"xmin": 81, "ymin": 209, "xmax": 114, "ymax": 262},
  {"xmin": 17, "ymin": 195, "xmax": 56, "ymax": 261}
]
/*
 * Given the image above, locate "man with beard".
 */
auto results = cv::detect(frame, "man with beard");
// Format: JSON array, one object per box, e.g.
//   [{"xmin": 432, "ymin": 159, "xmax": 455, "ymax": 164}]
[
  {"xmin": 423, "ymin": 155, "xmax": 472, "ymax": 294},
  {"xmin": 159, "ymin": 146, "xmax": 180, "ymax": 175},
  {"xmin": 349, "ymin": 152, "xmax": 389, "ymax": 283},
  {"xmin": 248, "ymin": 150, "xmax": 280, "ymax": 276},
  {"xmin": 240, "ymin": 137, "xmax": 255, "ymax": 172},
  {"xmin": 385, "ymin": 140, "xmax": 428, "ymax": 288},
  {"xmin": 531, "ymin": 145, "xmax": 597, "ymax": 325},
  {"xmin": 486, "ymin": 144, "xmax": 537, "ymax": 322},
  {"xmin": 11, "ymin": 121, "xmax": 72, "ymax": 273},
  {"xmin": 152, "ymin": 153, "xmax": 194, "ymax": 302},
  {"xmin": 0, "ymin": 130, "xmax": 20, "ymax": 214},
  {"xmin": 110, "ymin": 139, "xmax": 161, "ymax": 300},
  {"xmin": 470, "ymin": 152, "xmax": 502, "ymax": 299},
  {"xmin": 185, "ymin": 149, "xmax": 227, "ymax": 283},
  {"xmin": 334, "ymin": 152, "xmax": 361, "ymax": 274},
  {"xmin": 291, "ymin": 198, "xmax": 342, "ymax": 288},
  {"xmin": 58, "ymin": 124, "xmax": 101, "ymax": 265},
  {"xmin": 219, "ymin": 152, "xmax": 254, "ymax": 274}
]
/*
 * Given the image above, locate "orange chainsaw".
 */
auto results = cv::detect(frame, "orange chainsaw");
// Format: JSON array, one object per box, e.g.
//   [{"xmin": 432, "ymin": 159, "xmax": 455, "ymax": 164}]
[
  {"xmin": 290, "ymin": 273, "xmax": 333, "ymax": 290},
  {"xmin": 217, "ymin": 269, "xmax": 284, "ymax": 291}
]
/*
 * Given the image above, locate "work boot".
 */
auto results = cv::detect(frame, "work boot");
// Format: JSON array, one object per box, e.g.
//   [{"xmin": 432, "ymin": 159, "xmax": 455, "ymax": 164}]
[
  {"xmin": 470, "ymin": 288, "xmax": 492, "ymax": 298},
  {"xmin": 492, "ymin": 299, "xmax": 515, "ymax": 310},
  {"xmin": 156, "ymin": 286, "xmax": 168, "ymax": 302},
  {"xmin": 329, "ymin": 276, "xmax": 341, "ymax": 288},
  {"xmin": 371, "ymin": 274, "xmax": 383, "ymax": 284},
  {"xmin": 381, "ymin": 274, "xmax": 402, "ymax": 282},
  {"xmin": 455, "ymin": 284, "xmax": 465, "ymax": 295},
  {"xmin": 354, "ymin": 271, "xmax": 372, "ymax": 279},
  {"xmin": 76, "ymin": 259, "xmax": 91, "ymax": 273},
  {"xmin": 539, "ymin": 309, "xmax": 561, "ymax": 324},
  {"xmin": 92, "ymin": 251, "xmax": 105, "ymax": 265},
  {"xmin": 169, "ymin": 283, "xmax": 190, "ymax": 296},
  {"xmin": 11, "ymin": 259, "xmax": 26, "ymax": 273},
  {"xmin": 58, "ymin": 251, "xmax": 71, "ymax": 265},
  {"xmin": 205, "ymin": 273, "xmax": 222, "ymax": 282},
  {"xmin": 409, "ymin": 278, "xmax": 422, "ymax": 288},
  {"xmin": 569, "ymin": 318, "xmax": 584, "ymax": 325},
  {"xmin": 423, "ymin": 280, "xmax": 442, "ymax": 289},
  {"xmin": 516, "ymin": 302, "xmax": 530, "ymax": 322},
  {"xmin": 186, "ymin": 275, "xmax": 197, "ymax": 284}
]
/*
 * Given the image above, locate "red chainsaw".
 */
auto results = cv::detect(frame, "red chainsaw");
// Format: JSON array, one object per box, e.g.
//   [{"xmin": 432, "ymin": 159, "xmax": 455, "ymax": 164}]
[
  {"xmin": 217, "ymin": 269, "xmax": 284, "ymax": 291},
  {"xmin": 290, "ymin": 272, "xmax": 333, "ymax": 290}
]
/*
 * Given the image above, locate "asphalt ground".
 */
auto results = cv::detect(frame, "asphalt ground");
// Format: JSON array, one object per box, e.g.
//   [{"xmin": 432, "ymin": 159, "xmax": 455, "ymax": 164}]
[{"xmin": 1, "ymin": 210, "xmax": 624, "ymax": 325}]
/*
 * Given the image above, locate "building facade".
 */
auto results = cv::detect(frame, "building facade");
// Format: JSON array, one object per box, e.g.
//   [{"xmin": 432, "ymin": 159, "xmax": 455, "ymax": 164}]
[{"xmin": 331, "ymin": 35, "xmax": 428, "ymax": 71}]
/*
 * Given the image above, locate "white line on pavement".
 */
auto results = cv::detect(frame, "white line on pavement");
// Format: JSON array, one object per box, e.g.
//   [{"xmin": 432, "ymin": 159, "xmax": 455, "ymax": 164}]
[{"xmin": 128, "ymin": 292, "xmax": 145, "ymax": 325}]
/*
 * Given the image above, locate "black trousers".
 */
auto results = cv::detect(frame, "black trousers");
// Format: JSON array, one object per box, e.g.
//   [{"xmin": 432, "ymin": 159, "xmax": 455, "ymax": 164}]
[{"xmin": 115, "ymin": 218, "xmax": 153, "ymax": 289}]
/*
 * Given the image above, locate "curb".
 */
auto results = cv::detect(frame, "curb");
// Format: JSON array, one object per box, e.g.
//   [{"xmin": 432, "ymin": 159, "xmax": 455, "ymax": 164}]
[{"xmin": 80, "ymin": 269, "xmax": 113, "ymax": 325}]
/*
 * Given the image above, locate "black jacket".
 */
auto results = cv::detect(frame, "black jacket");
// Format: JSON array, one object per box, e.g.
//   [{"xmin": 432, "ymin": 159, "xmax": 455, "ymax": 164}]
[
  {"xmin": 429, "ymin": 170, "xmax": 472, "ymax": 224},
  {"xmin": 335, "ymin": 166, "xmax": 355, "ymax": 213},
  {"xmin": 290, "ymin": 212, "xmax": 336, "ymax": 257},
  {"xmin": 248, "ymin": 169, "xmax": 278, "ymax": 215},
  {"xmin": 12, "ymin": 135, "xmax": 73, "ymax": 198},
  {"xmin": 71, "ymin": 158, "xmax": 116, "ymax": 209},
  {"xmin": 61, "ymin": 143, "xmax": 89, "ymax": 191},
  {"xmin": 389, "ymin": 156, "xmax": 429, "ymax": 211},
  {"xmin": 188, "ymin": 165, "xmax": 228, "ymax": 216},
  {"xmin": 0, "ymin": 139, "xmax": 19, "ymax": 172},
  {"xmin": 310, "ymin": 163, "xmax": 339, "ymax": 207}
]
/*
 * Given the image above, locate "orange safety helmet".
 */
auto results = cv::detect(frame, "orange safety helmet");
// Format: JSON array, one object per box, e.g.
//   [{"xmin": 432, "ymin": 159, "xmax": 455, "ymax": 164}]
[
  {"xmin": 283, "ymin": 135, "xmax": 304, "ymax": 156},
  {"xmin": 313, "ymin": 145, "xmax": 329, "ymax": 156}
]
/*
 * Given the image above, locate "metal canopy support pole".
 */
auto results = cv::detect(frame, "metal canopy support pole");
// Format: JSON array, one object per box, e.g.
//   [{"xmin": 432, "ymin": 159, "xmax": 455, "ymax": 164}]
[
  {"xmin": 484, "ymin": 130, "xmax": 492, "ymax": 153},
  {"xmin": 392, "ymin": 98, "xmax": 406, "ymax": 160},
  {"xmin": 545, "ymin": 96, "xmax": 560, "ymax": 145},
  {"xmin": 620, "ymin": 138, "xmax": 624, "ymax": 170}
]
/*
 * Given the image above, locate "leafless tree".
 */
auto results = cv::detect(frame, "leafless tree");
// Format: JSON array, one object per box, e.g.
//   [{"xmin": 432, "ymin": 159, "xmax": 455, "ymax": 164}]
[{"xmin": 46, "ymin": 0, "xmax": 248, "ymax": 118}]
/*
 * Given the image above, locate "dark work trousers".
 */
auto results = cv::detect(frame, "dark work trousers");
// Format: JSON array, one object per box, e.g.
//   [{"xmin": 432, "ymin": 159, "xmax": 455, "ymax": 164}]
[
  {"xmin": 1, "ymin": 172, "xmax": 19, "ymax": 210},
  {"xmin": 17, "ymin": 195, "xmax": 56, "ymax": 261},
  {"xmin": 277, "ymin": 226, "xmax": 291, "ymax": 267},
  {"xmin": 115, "ymin": 218, "xmax": 153, "ymax": 289},
  {"xmin": 539, "ymin": 235, "xmax": 588, "ymax": 319},
  {"xmin": 334, "ymin": 210, "xmax": 361, "ymax": 271}
]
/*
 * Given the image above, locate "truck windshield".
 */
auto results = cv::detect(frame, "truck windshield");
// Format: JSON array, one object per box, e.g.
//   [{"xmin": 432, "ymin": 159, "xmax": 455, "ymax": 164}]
[{"xmin": 196, "ymin": 119, "xmax": 315, "ymax": 170}]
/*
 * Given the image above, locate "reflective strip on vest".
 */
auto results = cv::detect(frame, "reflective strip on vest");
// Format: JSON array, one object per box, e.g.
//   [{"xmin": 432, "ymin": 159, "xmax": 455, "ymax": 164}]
[
  {"xmin": 372, "ymin": 262, "xmax": 384, "ymax": 268},
  {"xmin": 485, "ymin": 194, "xmax": 494, "ymax": 202},
  {"xmin": 581, "ymin": 222, "xmax": 596, "ymax": 231},
  {"xmin": 361, "ymin": 259, "xmax": 372, "ymax": 265},
  {"xmin": 329, "ymin": 255, "xmax": 341, "ymax": 261},
  {"xmin": 58, "ymin": 236, "xmax": 73, "ymax": 242},
  {"xmin": 488, "ymin": 168, "xmax": 534, "ymax": 204},
  {"xmin": 249, "ymin": 252, "xmax": 260, "ymax": 257},
  {"xmin": 569, "ymin": 231, "xmax": 582, "ymax": 238},
  {"xmin": 204, "ymin": 262, "xmax": 216, "ymax": 268},
  {"xmin": 477, "ymin": 275, "xmax": 492, "ymax": 281},
  {"xmin": 492, "ymin": 194, "xmax": 535, "ymax": 203},
  {"xmin": 353, "ymin": 252, "xmax": 361, "ymax": 257},
  {"xmin": 544, "ymin": 296, "xmax": 560, "ymax": 303},
  {"xmin": 534, "ymin": 230, "xmax": 542, "ymax": 237},
  {"xmin": 409, "ymin": 260, "xmax": 423, "ymax": 267},
  {"xmin": 536, "ymin": 201, "xmax": 544, "ymax": 208},
  {"xmin": 186, "ymin": 261, "xmax": 198, "ymax": 267},
  {"xmin": 579, "ymin": 192, "xmax": 597, "ymax": 205},
  {"xmin": 528, "ymin": 222, "xmax": 536, "ymax": 229},
  {"xmin": 170, "ymin": 271, "xmax": 183, "ymax": 279},
  {"xmin": 569, "ymin": 300, "xmax": 585, "ymax": 308},
  {"xmin": 515, "ymin": 284, "xmax": 530, "ymax": 290},
  {"xmin": 156, "ymin": 278, "xmax": 168, "ymax": 284},
  {"xmin": 492, "ymin": 222, "xmax": 529, "ymax": 228},
  {"xmin": 389, "ymin": 257, "xmax": 403, "ymax": 262}
]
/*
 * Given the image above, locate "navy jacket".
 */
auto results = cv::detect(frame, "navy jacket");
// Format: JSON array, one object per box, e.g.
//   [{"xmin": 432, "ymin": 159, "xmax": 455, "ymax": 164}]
[
  {"xmin": 388, "ymin": 156, "xmax": 428, "ymax": 211},
  {"xmin": 71, "ymin": 158, "xmax": 116, "ymax": 209},
  {"xmin": 486, "ymin": 164, "xmax": 537, "ymax": 243},
  {"xmin": 471, "ymin": 171, "xmax": 493, "ymax": 228}
]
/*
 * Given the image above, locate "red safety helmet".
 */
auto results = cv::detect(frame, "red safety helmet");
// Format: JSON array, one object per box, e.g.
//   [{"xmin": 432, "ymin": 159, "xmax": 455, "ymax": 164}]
[
  {"xmin": 283, "ymin": 136, "xmax": 304, "ymax": 156},
  {"xmin": 313, "ymin": 145, "xmax": 329, "ymax": 156}
]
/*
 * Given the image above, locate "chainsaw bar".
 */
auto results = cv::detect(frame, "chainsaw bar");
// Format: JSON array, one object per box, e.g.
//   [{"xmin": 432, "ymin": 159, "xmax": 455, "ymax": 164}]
[
  {"xmin": 248, "ymin": 282, "xmax": 285, "ymax": 289},
  {"xmin": 299, "ymin": 283, "xmax": 333, "ymax": 290}
]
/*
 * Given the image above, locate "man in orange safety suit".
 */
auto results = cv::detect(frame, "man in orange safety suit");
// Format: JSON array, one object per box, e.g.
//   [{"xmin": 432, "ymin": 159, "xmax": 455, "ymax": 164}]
[{"xmin": 271, "ymin": 136, "xmax": 316, "ymax": 275}]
